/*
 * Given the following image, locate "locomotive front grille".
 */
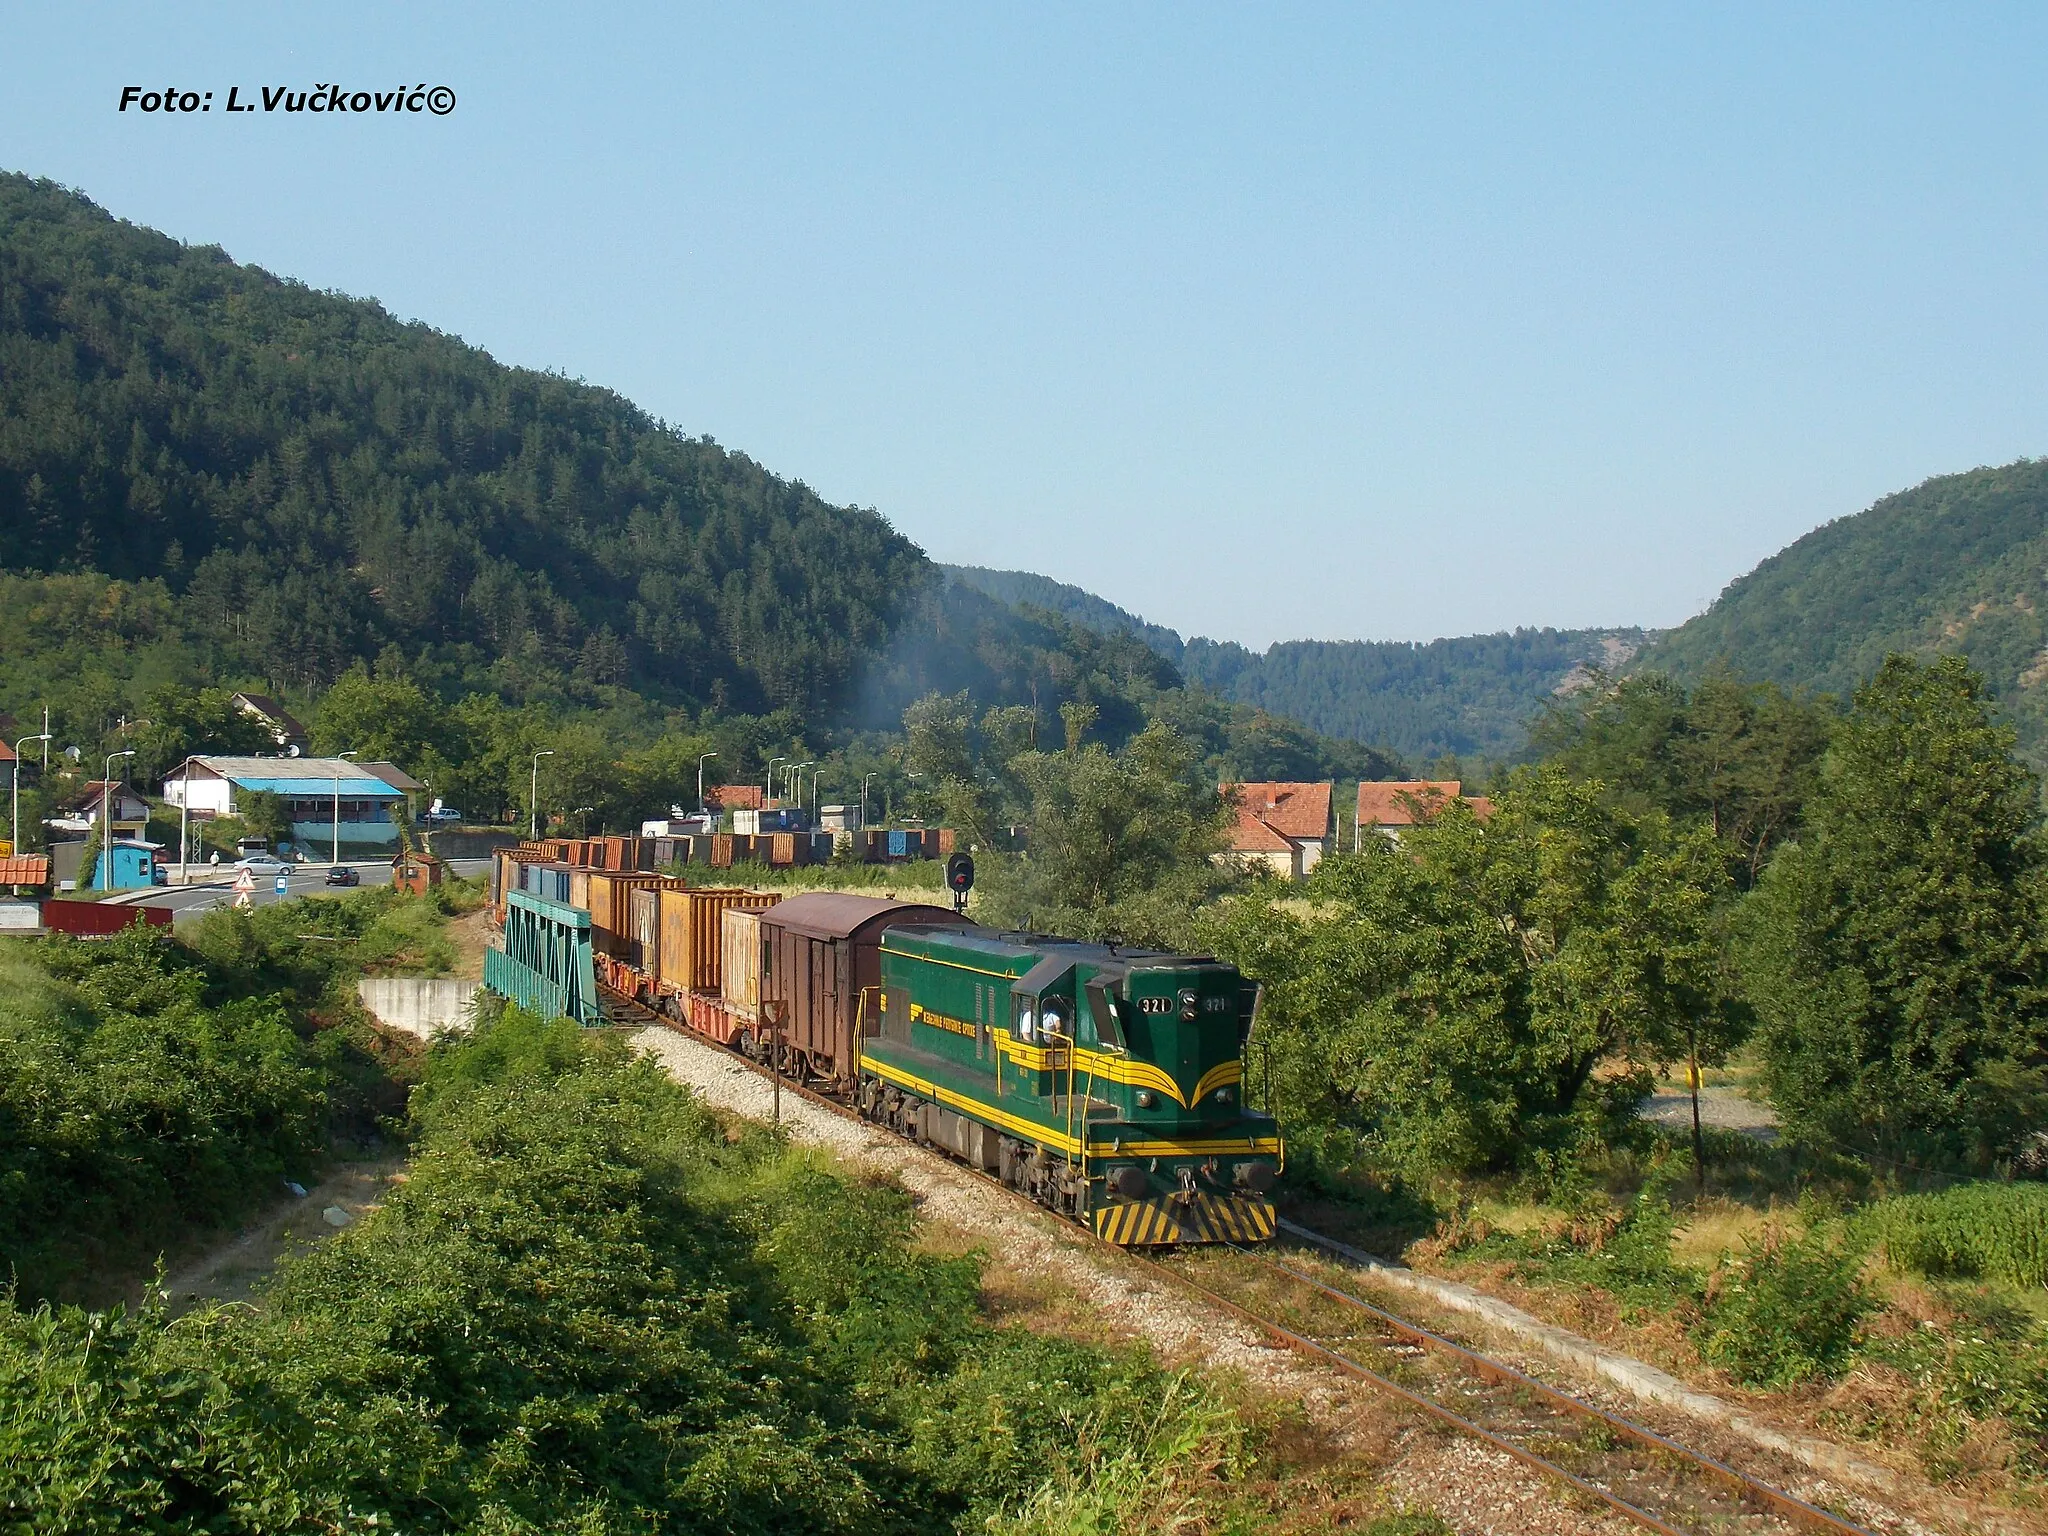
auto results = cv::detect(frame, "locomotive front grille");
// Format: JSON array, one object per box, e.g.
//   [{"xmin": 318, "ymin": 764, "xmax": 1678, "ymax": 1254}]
[{"xmin": 1093, "ymin": 1192, "xmax": 1276, "ymax": 1246}]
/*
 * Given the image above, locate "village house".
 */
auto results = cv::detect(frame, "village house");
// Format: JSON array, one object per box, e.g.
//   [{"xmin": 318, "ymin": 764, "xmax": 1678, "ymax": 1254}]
[
  {"xmin": 230, "ymin": 693, "xmax": 309, "ymax": 751},
  {"xmin": 164, "ymin": 755, "xmax": 410, "ymax": 854},
  {"xmin": 46, "ymin": 780, "xmax": 152, "ymax": 838},
  {"xmin": 1354, "ymin": 780, "xmax": 1494, "ymax": 848},
  {"xmin": 1218, "ymin": 781, "xmax": 1335, "ymax": 881}
]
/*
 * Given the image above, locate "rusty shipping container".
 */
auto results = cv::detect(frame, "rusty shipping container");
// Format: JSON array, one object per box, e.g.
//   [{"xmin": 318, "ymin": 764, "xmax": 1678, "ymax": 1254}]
[
  {"xmin": 710, "ymin": 834, "xmax": 735, "ymax": 869},
  {"xmin": 568, "ymin": 867, "xmax": 591, "ymax": 914},
  {"xmin": 659, "ymin": 887, "xmax": 778, "ymax": 996},
  {"xmin": 766, "ymin": 832, "xmax": 800, "ymax": 868},
  {"xmin": 721, "ymin": 906, "xmax": 763, "ymax": 1019},
  {"xmin": 586, "ymin": 871, "xmax": 663, "ymax": 958},
  {"xmin": 757, "ymin": 893, "xmax": 973, "ymax": 1092},
  {"xmin": 936, "ymin": 828, "xmax": 957, "ymax": 855}
]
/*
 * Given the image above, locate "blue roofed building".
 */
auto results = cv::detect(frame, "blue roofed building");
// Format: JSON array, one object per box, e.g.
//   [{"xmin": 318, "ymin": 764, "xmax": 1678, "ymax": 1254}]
[{"xmin": 164, "ymin": 755, "xmax": 412, "ymax": 855}]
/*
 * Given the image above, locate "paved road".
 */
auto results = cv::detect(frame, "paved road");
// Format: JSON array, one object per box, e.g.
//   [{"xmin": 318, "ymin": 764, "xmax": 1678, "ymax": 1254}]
[{"xmin": 118, "ymin": 859, "xmax": 491, "ymax": 923}]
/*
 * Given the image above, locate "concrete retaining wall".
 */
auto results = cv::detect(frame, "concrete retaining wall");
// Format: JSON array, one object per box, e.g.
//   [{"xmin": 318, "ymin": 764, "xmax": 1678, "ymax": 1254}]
[{"xmin": 356, "ymin": 978, "xmax": 479, "ymax": 1039}]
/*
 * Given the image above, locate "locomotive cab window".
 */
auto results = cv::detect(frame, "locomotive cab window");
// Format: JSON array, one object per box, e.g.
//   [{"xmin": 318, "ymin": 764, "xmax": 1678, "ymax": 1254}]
[{"xmin": 1084, "ymin": 979, "xmax": 1126, "ymax": 1051}]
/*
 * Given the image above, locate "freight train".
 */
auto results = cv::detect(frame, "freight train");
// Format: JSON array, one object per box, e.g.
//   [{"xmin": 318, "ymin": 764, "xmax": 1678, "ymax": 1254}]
[{"xmin": 487, "ymin": 850, "xmax": 1281, "ymax": 1245}]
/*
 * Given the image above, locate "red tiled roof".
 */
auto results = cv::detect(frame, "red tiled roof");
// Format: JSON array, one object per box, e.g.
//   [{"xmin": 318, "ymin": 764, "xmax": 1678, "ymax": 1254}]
[
  {"xmin": 0, "ymin": 856, "xmax": 52, "ymax": 886},
  {"xmin": 1224, "ymin": 782, "xmax": 1333, "ymax": 842},
  {"xmin": 0, "ymin": 740, "xmax": 13, "ymax": 762},
  {"xmin": 1225, "ymin": 806, "xmax": 1298, "ymax": 853},
  {"xmin": 706, "ymin": 784, "xmax": 764, "ymax": 810},
  {"xmin": 1356, "ymin": 780, "xmax": 1466, "ymax": 827},
  {"xmin": 1466, "ymin": 796, "xmax": 1496, "ymax": 823}
]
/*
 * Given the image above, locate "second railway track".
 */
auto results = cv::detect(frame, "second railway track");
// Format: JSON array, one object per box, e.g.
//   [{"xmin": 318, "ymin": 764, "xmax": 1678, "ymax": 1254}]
[{"xmin": 607, "ymin": 983, "xmax": 1886, "ymax": 1536}]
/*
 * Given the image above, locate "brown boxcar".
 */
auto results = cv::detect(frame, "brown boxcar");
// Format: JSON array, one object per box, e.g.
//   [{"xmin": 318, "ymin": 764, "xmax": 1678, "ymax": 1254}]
[
  {"xmin": 657, "ymin": 887, "xmax": 778, "ymax": 999},
  {"xmin": 756, "ymin": 893, "xmax": 972, "ymax": 1091}
]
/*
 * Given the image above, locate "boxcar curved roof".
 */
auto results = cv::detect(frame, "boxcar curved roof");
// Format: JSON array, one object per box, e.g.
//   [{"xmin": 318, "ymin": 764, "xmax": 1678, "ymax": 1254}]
[{"xmin": 761, "ymin": 891, "xmax": 971, "ymax": 941}]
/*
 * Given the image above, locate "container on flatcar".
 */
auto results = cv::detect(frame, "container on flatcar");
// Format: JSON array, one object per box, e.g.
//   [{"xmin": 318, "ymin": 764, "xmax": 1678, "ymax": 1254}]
[
  {"xmin": 629, "ymin": 886, "xmax": 660, "ymax": 973},
  {"xmin": 756, "ymin": 893, "xmax": 971, "ymax": 1091},
  {"xmin": 568, "ymin": 867, "xmax": 591, "ymax": 913},
  {"xmin": 721, "ymin": 906, "xmax": 763, "ymax": 1019},
  {"xmin": 658, "ymin": 887, "xmax": 778, "ymax": 997},
  {"xmin": 585, "ymin": 871, "xmax": 662, "ymax": 959}
]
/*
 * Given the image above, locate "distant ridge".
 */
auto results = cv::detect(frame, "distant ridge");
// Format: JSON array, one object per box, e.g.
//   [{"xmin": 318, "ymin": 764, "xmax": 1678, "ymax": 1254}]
[
  {"xmin": 1642, "ymin": 457, "xmax": 2048, "ymax": 765},
  {"xmin": 944, "ymin": 564, "xmax": 1647, "ymax": 765}
]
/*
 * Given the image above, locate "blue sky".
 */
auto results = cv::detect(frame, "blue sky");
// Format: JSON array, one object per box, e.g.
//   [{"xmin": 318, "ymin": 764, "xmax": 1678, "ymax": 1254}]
[{"xmin": 7, "ymin": 5, "xmax": 2046, "ymax": 647}]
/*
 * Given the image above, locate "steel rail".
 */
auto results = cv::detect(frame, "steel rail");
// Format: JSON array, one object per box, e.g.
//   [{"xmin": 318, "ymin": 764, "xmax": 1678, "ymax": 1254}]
[
  {"xmin": 1219, "ymin": 1243, "xmax": 1876, "ymax": 1536},
  {"xmin": 597, "ymin": 983, "xmax": 1874, "ymax": 1536}
]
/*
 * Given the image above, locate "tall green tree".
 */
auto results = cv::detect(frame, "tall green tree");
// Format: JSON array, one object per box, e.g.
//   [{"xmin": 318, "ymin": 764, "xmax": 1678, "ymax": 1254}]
[
  {"xmin": 1532, "ymin": 669, "xmax": 1830, "ymax": 885},
  {"xmin": 975, "ymin": 724, "xmax": 1230, "ymax": 947},
  {"xmin": 1739, "ymin": 654, "xmax": 2048, "ymax": 1171},
  {"xmin": 1208, "ymin": 767, "xmax": 1734, "ymax": 1181}
]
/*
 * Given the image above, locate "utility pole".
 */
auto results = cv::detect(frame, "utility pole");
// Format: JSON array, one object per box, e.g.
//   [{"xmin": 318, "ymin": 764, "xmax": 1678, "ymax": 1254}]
[
  {"xmin": 530, "ymin": 750, "xmax": 555, "ymax": 839},
  {"xmin": 101, "ymin": 748, "xmax": 135, "ymax": 890},
  {"xmin": 334, "ymin": 750, "xmax": 358, "ymax": 866},
  {"xmin": 173, "ymin": 755, "xmax": 189, "ymax": 886},
  {"xmin": 12, "ymin": 732, "xmax": 51, "ymax": 859}
]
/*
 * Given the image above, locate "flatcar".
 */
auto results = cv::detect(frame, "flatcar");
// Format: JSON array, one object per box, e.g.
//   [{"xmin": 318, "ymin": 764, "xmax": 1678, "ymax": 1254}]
[{"xmin": 858, "ymin": 924, "xmax": 1280, "ymax": 1245}]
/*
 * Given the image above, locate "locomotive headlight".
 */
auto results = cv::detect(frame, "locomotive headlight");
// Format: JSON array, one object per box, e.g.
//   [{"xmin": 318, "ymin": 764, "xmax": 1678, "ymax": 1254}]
[{"xmin": 1135, "ymin": 1089, "xmax": 1157, "ymax": 1109}]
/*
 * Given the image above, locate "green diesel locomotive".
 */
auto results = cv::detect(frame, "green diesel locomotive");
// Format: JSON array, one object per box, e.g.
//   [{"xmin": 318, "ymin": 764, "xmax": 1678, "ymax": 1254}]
[{"xmin": 857, "ymin": 926, "xmax": 1281, "ymax": 1245}]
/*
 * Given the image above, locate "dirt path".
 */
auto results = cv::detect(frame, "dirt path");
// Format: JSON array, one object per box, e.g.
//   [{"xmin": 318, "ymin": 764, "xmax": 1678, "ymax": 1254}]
[{"xmin": 158, "ymin": 1154, "xmax": 406, "ymax": 1311}]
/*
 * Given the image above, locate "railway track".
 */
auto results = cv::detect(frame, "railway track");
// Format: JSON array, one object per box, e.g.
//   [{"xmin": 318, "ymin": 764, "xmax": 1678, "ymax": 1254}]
[{"xmin": 604, "ymin": 985, "xmax": 1882, "ymax": 1536}]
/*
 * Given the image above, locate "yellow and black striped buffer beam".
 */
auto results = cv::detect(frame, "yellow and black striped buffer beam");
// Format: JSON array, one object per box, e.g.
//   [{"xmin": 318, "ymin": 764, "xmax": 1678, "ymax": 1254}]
[{"xmin": 1093, "ymin": 1194, "xmax": 1276, "ymax": 1246}]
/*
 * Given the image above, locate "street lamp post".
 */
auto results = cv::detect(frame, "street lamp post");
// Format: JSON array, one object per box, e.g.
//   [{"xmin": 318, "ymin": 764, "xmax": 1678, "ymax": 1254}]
[
  {"xmin": 334, "ymin": 751, "xmax": 358, "ymax": 867},
  {"xmin": 697, "ymin": 752, "xmax": 718, "ymax": 816},
  {"xmin": 530, "ymin": 750, "xmax": 555, "ymax": 839},
  {"xmin": 100, "ymin": 748, "xmax": 135, "ymax": 891},
  {"xmin": 859, "ymin": 772, "xmax": 875, "ymax": 831},
  {"xmin": 810, "ymin": 767, "xmax": 824, "ymax": 811},
  {"xmin": 12, "ymin": 733, "xmax": 51, "ymax": 861},
  {"xmin": 793, "ymin": 761, "xmax": 815, "ymax": 810},
  {"xmin": 764, "ymin": 756, "xmax": 785, "ymax": 802}
]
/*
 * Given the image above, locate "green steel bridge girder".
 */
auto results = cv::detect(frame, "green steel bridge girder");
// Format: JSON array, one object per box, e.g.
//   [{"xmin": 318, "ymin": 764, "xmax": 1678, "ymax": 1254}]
[{"xmin": 485, "ymin": 889, "xmax": 602, "ymax": 1027}]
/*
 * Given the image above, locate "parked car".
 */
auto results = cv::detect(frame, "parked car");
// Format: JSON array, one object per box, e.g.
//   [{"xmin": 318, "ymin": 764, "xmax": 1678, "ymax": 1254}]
[
  {"xmin": 234, "ymin": 853, "xmax": 295, "ymax": 876},
  {"xmin": 420, "ymin": 805, "xmax": 463, "ymax": 825},
  {"xmin": 323, "ymin": 865, "xmax": 361, "ymax": 887}
]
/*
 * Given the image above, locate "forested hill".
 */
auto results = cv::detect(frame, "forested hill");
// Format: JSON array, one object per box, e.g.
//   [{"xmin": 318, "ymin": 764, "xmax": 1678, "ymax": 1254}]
[
  {"xmin": 1643, "ymin": 459, "xmax": 2048, "ymax": 763},
  {"xmin": 0, "ymin": 174, "xmax": 1405, "ymax": 790},
  {"xmin": 940, "ymin": 564, "xmax": 1187, "ymax": 656},
  {"xmin": 945, "ymin": 564, "xmax": 1645, "ymax": 764},
  {"xmin": 0, "ymin": 172, "xmax": 925, "ymax": 718}
]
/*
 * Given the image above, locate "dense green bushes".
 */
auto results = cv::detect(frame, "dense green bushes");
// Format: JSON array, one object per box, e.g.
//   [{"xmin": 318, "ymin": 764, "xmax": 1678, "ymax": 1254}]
[
  {"xmin": 0, "ymin": 928, "xmax": 328, "ymax": 1300},
  {"xmin": 0, "ymin": 1003, "xmax": 1217, "ymax": 1533},
  {"xmin": 0, "ymin": 885, "xmax": 479, "ymax": 1301},
  {"xmin": 1862, "ymin": 1182, "xmax": 2048, "ymax": 1289}
]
